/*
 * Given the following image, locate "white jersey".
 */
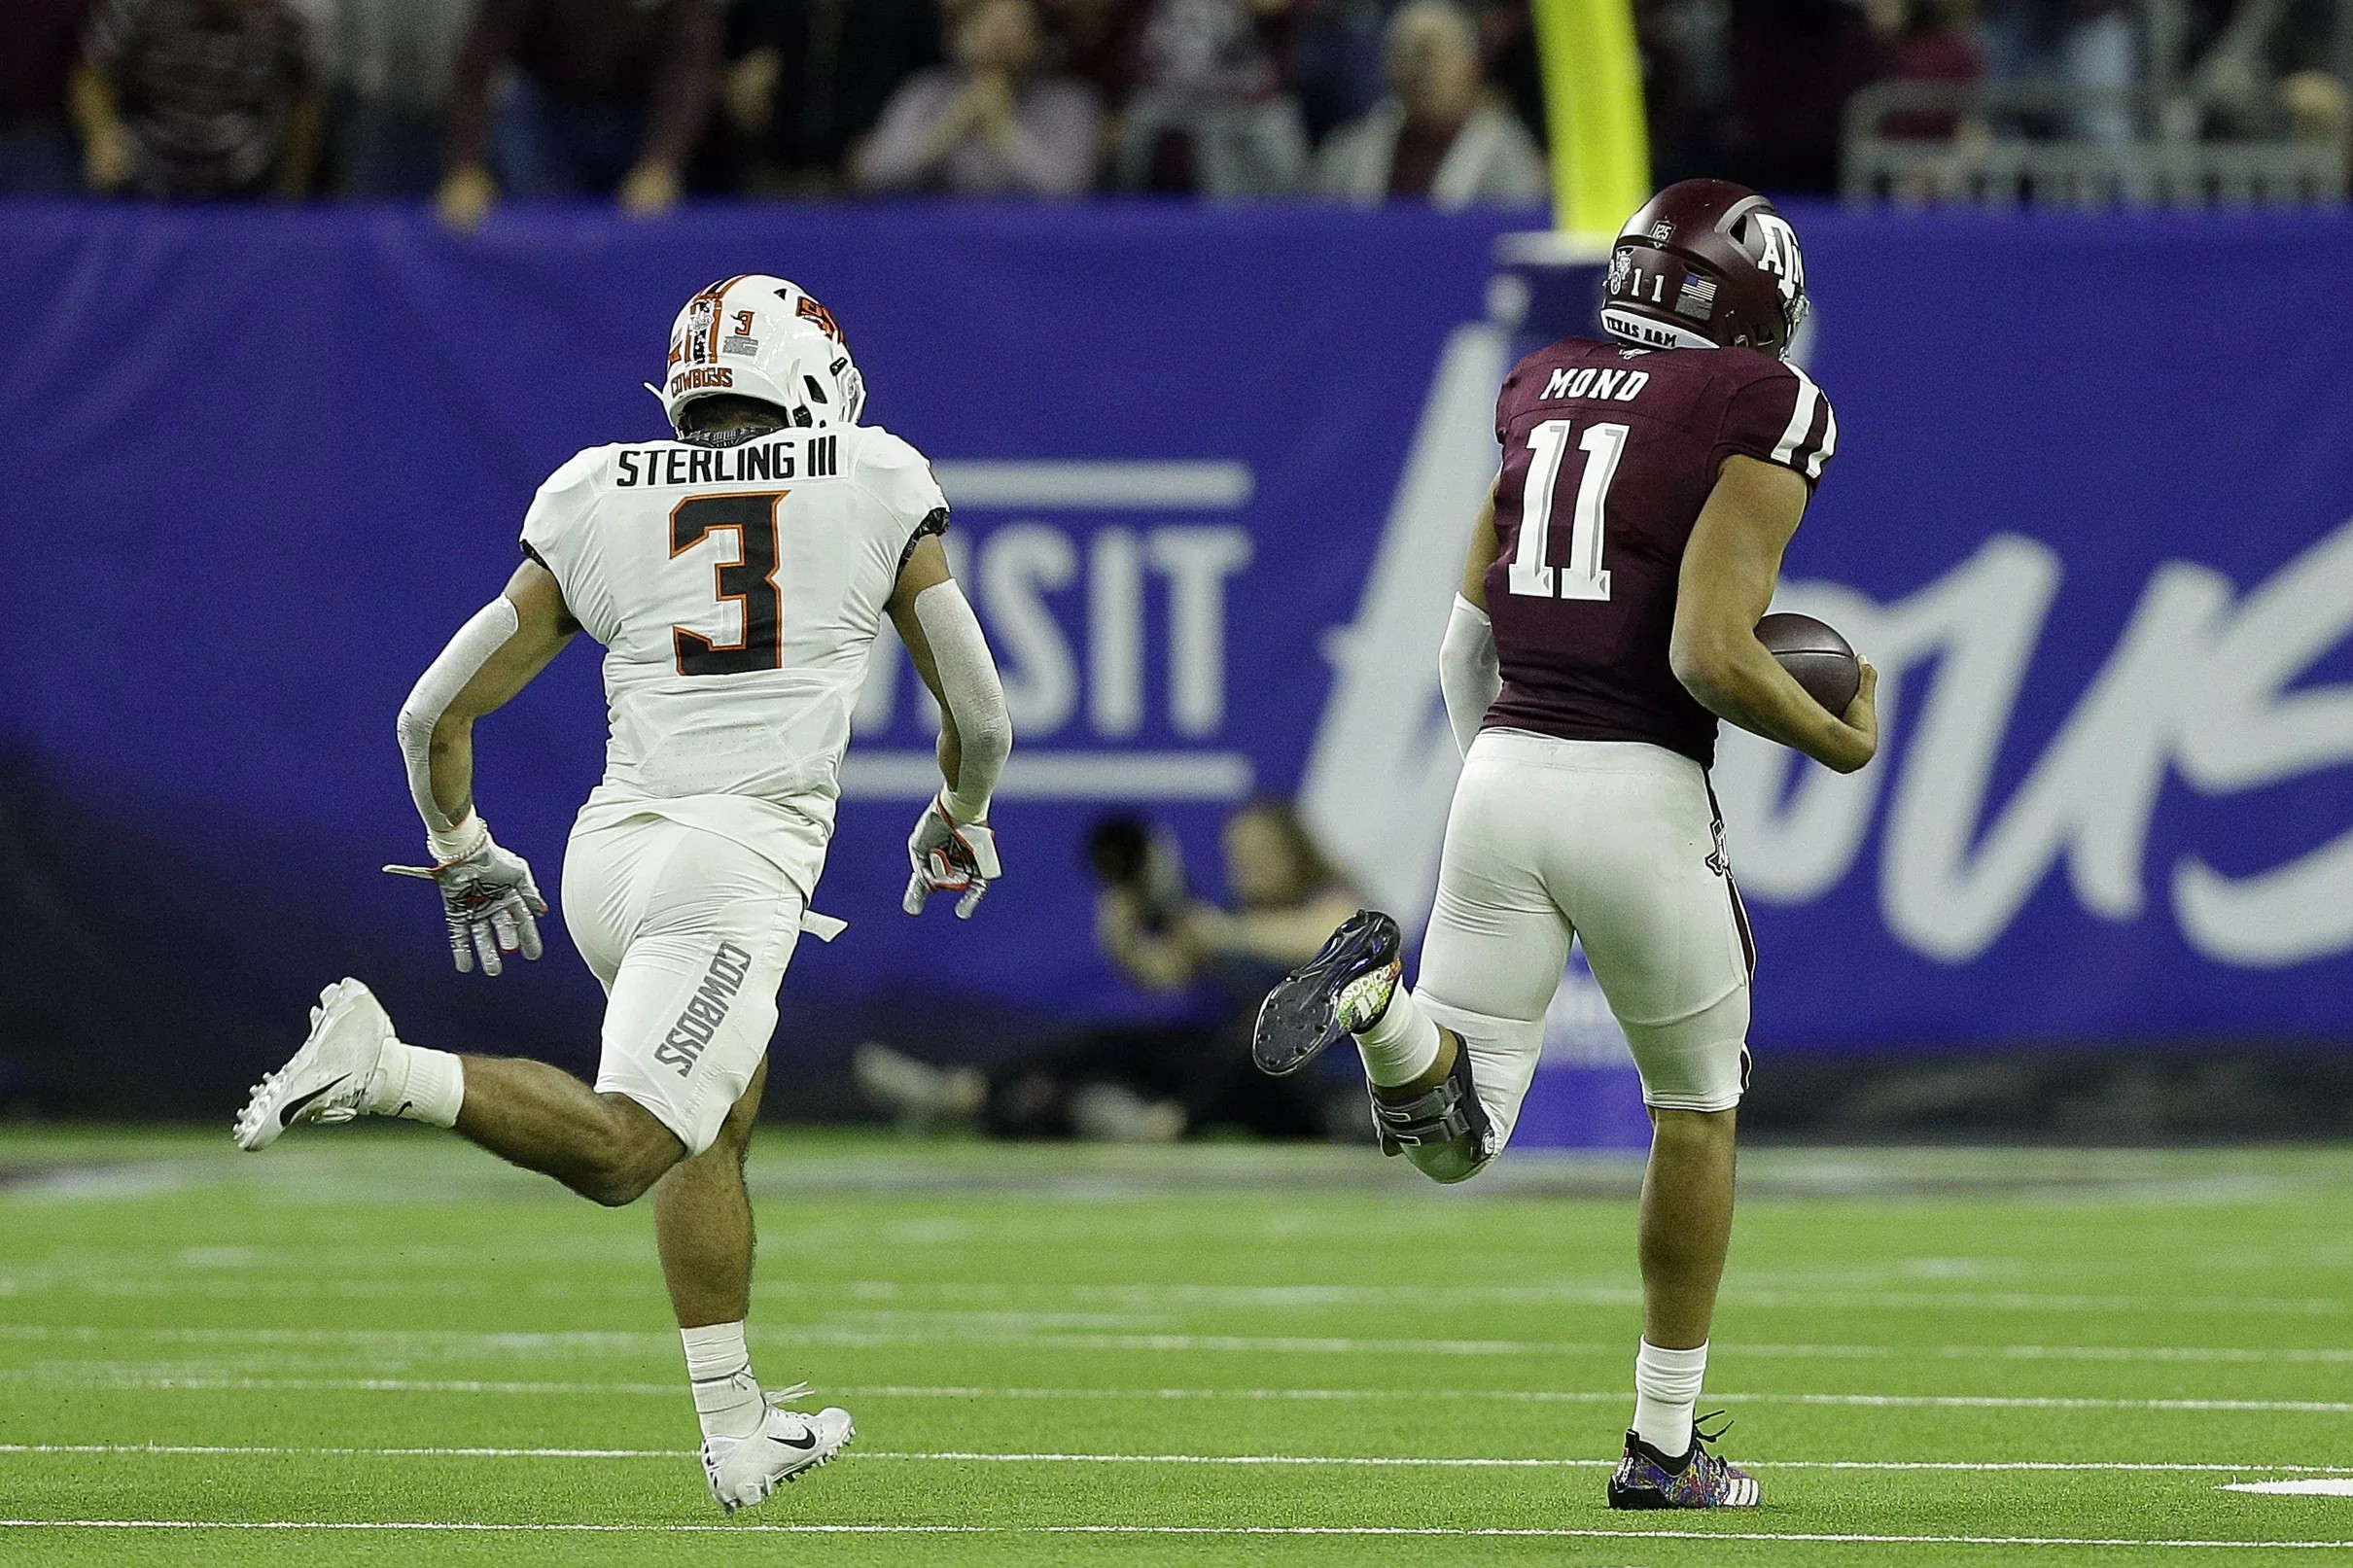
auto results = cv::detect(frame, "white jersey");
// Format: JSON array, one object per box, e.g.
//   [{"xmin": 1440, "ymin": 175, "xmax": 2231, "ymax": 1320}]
[{"xmin": 520, "ymin": 422, "xmax": 946, "ymax": 851}]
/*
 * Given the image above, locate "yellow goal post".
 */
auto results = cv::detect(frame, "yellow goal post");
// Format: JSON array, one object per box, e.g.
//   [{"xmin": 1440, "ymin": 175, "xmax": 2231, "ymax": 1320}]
[{"xmin": 1528, "ymin": 0, "xmax": 1652, "ymax": 244}]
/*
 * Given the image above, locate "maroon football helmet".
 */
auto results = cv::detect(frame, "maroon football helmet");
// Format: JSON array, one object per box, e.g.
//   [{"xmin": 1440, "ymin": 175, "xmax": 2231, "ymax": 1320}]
[{"xmin": 1598, "ymin": 180, "xmax": 1809, "ymax": 359}]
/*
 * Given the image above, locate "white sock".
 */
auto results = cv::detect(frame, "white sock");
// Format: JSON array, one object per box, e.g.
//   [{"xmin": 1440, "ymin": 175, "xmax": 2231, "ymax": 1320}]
[
  {"xmin": 682, "ymin": 1321, "xmax": 765, "ymax": 1441},
  {"xmin": 1353, "ymin": 986, "xmax": 1442, "ymax": 1087},
  {"xmin": 1632, "ymin": 1340, "xmax": 1708, "ymax": 1457},
  {"xmin": 365, "ymin": 1039, "xmax": 464, "ymax": 1128}
]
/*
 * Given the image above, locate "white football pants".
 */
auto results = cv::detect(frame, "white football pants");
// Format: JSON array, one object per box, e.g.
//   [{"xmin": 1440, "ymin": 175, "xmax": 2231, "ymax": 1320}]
[
  {"xmin": 562, "ymin": 807, "xmax": 817, "ymax": 1157},
  {"xmin": 1415, "ymin": 731, "xmax": 1755, "ymax": 1158}
]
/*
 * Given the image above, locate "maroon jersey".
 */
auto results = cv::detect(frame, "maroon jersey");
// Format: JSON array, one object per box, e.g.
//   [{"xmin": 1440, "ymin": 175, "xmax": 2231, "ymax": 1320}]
[{"xmin": 1483, "ymin": 336, "xmax": 1837, "ymax": 768}]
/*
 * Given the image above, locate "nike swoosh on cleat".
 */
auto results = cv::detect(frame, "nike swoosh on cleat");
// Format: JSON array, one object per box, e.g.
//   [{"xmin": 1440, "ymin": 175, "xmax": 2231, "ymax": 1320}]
[
  {"xmin": 278, "ymin": 1075, "xmax": 352, "ymax": 1128},
  {"xmin": 768, "ymin": 1430, "xmax": 821, "ymax": 1452}
]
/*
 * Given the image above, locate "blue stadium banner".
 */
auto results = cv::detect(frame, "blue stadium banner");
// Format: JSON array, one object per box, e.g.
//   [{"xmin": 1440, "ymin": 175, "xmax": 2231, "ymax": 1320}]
[{"xmin": 1, "ymin": 201, "xmax": 2347, "ymax": 1101}]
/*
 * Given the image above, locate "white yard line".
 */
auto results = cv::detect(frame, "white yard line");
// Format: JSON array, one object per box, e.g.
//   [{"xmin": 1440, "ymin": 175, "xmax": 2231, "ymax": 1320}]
[
  {"xmin": 13, "ymin": 1374, "xmax": 2353, "ymax": 1413},
  {"xmin": 6, "ymin": 1322, "xmax": 2351, "ymax": 1366},
  {"xmin": 3, "ymin": 1444, "xmax": 2350, "ymax": 1475},
  {"xmin": 9, "ymin": 1275, "xmax": 2341, "ymax": 1316},
  {"xmin": 1, "ymin": 1520, "xmax": 2349, "ymax": 1549},
  {"xmin": 1950, "ymin": 1345, "xmax": 2353, "ymax": 1365},
  {"xmin": 0, "ymin": 1445, "xmax": 685, "ymax": 1459},
  {"xmin": 1723, "ymin": 1393, "xmax": 2353, "ymax": 1413},
  {"xmin": 29, "ymin": 1326, "xmax": 1588, "ymax": 1358},
  {"xmin": 2, "ymin": 1375, "xmax": 686, "ymax": 1395},
  {"xmin": 1029, "ymin": 1284, "xmax": 2350, "ymax": 1318}
]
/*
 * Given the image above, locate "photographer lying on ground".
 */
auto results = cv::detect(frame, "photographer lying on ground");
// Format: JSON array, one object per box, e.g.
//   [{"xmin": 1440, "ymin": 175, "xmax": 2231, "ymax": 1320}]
[{"xmin": 857, "ymin": 798, "xmax": 1363, "ymax": 1140}]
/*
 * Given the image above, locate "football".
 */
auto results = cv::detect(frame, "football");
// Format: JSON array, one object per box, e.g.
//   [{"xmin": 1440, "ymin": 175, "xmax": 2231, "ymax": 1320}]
[{"xmin": 1757, "ymin": 611, "xmax": 1861, "ymax": 714}]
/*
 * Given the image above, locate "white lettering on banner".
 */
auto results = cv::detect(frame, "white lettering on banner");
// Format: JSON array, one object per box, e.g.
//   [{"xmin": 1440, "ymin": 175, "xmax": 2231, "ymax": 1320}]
[
  {"xmin": 1150, "ymin": 529, "xmax": 1253, "ymax": 736},
  {"xmin": 2163, "ymin": 518, "xmax": 2353, "ymax": 964},
  {"xmin": 931, "ymin": 461, "xmax": 1254, "ymax": 510},
  {"xmin": 841, "ymin": 749, "xmax": 1253, "ymax": 801},
  {"xmin": 948, "ymin": 523, "xmax": 1248, "ymax": 739},
  {"xmin": 1712, "ymin": 516, "xmax": 2353, "ymax": 969},
  {"xmin": 847, "ymin": 464, "xmax": 1259, "ymax": 800},
  {"xmin": 978, "ymin": 523, "xmax": 1081, "ymax": 733},
  {"xmin": 1090, "ymin": 530, "xmax": 1146, "ymax": 737}
]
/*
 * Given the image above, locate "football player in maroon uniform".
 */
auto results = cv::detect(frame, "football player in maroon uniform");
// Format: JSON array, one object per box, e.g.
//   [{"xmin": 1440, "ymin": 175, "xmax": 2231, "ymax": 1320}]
[{"xmin": 1254, "ymin": 180, "xmax": 1879, "ymax": 1509}]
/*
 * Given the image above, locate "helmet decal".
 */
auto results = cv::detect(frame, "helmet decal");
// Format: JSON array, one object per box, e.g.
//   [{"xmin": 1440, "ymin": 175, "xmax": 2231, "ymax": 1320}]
[
  {"xmin": 794, "ymin": 294, "xmax": 847, "ymax": 347},
  {"xmin": 678, "ymin": 276, "xmax": 750, "ymax": 367},
  {"xmin": 1747, "ymin": 212, "xmax": 1806, "ymax": 307},
  {"xmin": 1673, "ymin": 273, "xmax": 1719, "ymax": 322}
]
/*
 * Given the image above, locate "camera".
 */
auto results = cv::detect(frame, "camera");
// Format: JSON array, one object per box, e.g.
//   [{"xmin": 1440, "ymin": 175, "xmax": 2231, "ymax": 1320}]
[{"xmin": 1084, "ymin": 814, "xmax": 1189, "ymax": 930}]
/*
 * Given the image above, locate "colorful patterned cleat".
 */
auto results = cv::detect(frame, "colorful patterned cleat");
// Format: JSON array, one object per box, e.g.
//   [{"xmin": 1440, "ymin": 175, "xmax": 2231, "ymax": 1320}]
[
  {"xmin": 1251, "ymin": 910, "xmax": 1403, "ymax": 1077},
  {"xmin": 1605, "ymin": 1418, "xmax": 1761, "ymax": 1509}
]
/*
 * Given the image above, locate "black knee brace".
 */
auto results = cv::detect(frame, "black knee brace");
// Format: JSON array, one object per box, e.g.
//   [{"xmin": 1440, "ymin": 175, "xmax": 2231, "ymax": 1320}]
[{"xmin": 1368, "ymin": 1043, "xmax": 1495, "ymax": 1164}]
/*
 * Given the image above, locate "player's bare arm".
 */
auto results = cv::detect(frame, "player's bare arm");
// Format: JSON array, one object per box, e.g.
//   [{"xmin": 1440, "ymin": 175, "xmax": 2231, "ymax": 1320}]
[
  {"xmin": 888, "ymin": 533, "xmax": 1013, "ymax": 918},
  {"xmin": 384, "ymin": 559, "xmax": 579, "ymax": 975},
  {"xmin": 1457, "ymin": 487, "xmax": 1499, "ymax": 610},
  {"xmin": 1668, "ymin": 455, "xmax": 1878, "ymax": 774}
]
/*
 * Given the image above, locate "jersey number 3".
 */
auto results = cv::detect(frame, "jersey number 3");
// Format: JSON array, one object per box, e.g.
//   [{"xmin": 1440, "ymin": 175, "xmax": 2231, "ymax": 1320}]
[
  {"xmin": 671, "ymin": 492, "xmax": 786, "ymax": 676},
  {"xmin": 1508, "ymin": 419, "xmax": 1629, "ymax": 603}
]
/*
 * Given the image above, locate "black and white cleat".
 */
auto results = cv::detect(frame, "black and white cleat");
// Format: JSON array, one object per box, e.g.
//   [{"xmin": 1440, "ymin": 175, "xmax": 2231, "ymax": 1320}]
[
  {"xmin": 702, "ymin": 1388, "xmax": 857, "ymax": 1514},
  {"xmin": 232, "ymin": 979, "xmax": 393, "ymax": 1152},
  {"xmin": 1251, "ymin": 910, "xmax": 1403, "ymax": 1077}
]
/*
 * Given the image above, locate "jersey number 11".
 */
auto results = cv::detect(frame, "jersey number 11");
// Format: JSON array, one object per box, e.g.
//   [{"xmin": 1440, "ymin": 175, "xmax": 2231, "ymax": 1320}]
[{"xmin": 1508, "ymin": 419, "xmax": 1629, "ymax": 604}]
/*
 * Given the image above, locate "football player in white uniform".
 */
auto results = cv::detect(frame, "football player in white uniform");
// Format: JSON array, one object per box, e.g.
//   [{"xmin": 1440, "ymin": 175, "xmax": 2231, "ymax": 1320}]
[{"xmin": 233, "ymin": 275, "xmax": 1012, "ymax": 1514}]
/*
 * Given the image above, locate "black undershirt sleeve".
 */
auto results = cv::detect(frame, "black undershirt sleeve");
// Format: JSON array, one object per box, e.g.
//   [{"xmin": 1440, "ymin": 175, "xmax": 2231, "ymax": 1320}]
[{"xmin": 896, "ymin": 506, "xmax": 951, "ymax": 576}]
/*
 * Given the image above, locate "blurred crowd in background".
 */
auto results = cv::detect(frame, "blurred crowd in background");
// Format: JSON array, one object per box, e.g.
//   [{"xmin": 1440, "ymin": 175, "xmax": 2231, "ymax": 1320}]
[{"xmin": 4, "ymin": 0, "xmax": 2346, "ymax": 217}]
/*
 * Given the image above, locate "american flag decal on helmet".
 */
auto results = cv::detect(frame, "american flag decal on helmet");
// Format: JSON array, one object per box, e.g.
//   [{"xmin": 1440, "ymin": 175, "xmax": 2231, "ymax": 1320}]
[{"xmin": 1674, "ymin": 275, "xmax": 1718, "ymax": 320}]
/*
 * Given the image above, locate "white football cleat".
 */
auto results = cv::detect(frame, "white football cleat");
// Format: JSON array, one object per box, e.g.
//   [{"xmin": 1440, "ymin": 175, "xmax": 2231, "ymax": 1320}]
[
  {"xmin": 233, "ymin": 979, "xmax": 394, "ymax": 1152},
  {"xmin": 702, "ymin": 1386, "xmax": 856, "ymax": 1513}
]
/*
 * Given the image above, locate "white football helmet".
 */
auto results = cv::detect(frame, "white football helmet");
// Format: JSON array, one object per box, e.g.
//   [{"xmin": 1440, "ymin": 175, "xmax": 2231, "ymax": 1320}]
[{"xmin": 652, "ymin": 274, "xmax": 867, "ymax": 435}]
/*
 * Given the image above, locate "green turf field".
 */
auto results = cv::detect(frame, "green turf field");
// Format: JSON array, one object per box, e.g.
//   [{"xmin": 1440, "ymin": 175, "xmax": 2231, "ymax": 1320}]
[{"xmin": 2, "ymin": 1128, "xmax": 2351, "ymax": 1565}]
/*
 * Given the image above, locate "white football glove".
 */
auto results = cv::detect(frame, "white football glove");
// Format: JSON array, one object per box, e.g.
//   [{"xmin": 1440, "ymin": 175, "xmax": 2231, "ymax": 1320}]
[
  {"xmin": 902, "ymin": 793, "xmax": 1001, "ymax": 920},
  {"xmin": 384, "ymin": 817, "xmax": 547, "ymax": 976}
]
